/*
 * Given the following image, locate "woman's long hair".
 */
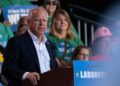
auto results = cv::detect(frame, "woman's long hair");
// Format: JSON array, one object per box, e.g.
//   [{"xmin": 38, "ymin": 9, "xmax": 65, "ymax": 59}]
[{"xmin": 50, "ymin": 9, "xmax": 74, "ymax": 40}]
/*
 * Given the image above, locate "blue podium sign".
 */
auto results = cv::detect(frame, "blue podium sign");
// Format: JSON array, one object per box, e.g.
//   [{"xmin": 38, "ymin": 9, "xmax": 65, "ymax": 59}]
[
  {"xmin": 73, "ymin": 61, "xmax": 107, "ymax": 86},
  {"xmin": 2, "ymin": 5, "xmax": 37, "ymax": 32}
]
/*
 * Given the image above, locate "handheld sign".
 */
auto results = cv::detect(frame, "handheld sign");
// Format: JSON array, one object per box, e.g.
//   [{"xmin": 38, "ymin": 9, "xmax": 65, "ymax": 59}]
[{"xmin": 2, "ymin": 5, "xmax": 37, "ymax": 32}]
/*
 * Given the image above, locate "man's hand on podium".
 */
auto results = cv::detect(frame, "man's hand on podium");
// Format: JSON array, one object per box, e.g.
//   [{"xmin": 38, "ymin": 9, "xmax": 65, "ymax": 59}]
[{"xmin": 26, "ymin": 72, "xmax": 40, "ymax": 86}]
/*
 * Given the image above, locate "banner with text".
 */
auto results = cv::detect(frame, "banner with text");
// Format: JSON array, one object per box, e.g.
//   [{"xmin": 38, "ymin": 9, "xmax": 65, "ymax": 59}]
[
  {"xmin": 73, "ymin": 61, "xmax": 107, "ymax": 86},
  {"xmin": 2, "ymin": 5, "xmax": 37, "ymax": 32}
]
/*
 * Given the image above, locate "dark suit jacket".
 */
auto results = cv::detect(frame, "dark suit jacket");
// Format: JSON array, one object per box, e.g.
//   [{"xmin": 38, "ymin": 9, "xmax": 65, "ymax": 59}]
[{"xmin": 2, "ymin": 32, "xmax": 57, "ymax": 86}]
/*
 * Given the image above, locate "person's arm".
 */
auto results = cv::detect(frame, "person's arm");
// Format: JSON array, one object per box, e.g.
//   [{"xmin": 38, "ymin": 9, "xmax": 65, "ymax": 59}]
[
  {"xmin": 2, "ymin": 37, "xmax": 40, "ymax": 85},
  {"xmin": 55, "ymin": 58, "xmax": 71, "ymax": 68},
  {"xmin": 2, "ymin": 38, "xmax": 25, "ymax": 80}
]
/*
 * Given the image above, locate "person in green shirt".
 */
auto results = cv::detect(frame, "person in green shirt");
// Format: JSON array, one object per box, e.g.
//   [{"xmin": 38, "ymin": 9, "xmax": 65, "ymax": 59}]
[
  {"xmin": 0, "ymin": 23, "xmax": 14, "ymax": 48},
  {"xmin": 43, "ymin": 0, "xmax": 60, "ymax": 33},
  {"xmin": 0, "ymin": 0, "xmax": 32, "ymax": 7},
  {"xmin": 0, "ymin": 7, "xmax": 14, "ymax": 48},
  {"xmin": 43, "ymin": 0, "xmax": 80, "ymax": 38},
  {"xmin": 47, "ymin": 9, "xmax": 83, "ymax": 68}
]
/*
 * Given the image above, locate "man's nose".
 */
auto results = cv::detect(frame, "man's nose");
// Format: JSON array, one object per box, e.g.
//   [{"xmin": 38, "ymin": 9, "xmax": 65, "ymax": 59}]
[{"xmin": 37, "ymin": 20, "xmax": 43, "ymax": 26}]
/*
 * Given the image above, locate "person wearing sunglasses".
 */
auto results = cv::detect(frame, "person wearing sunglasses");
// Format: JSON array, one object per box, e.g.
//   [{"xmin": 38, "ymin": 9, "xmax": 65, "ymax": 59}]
[
  {"xmin": 44, "ymin": 0, "xmax": 60, "ymax": 18},
  {"xmin": 43, "ymin": 0, "xmax": 61, "ymax": 34}
]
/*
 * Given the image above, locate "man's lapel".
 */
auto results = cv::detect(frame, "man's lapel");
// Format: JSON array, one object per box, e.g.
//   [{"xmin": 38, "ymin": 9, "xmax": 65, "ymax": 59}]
[{"xmin": 23, "ymin": 32, "xmax": 41, "ymax": 73}]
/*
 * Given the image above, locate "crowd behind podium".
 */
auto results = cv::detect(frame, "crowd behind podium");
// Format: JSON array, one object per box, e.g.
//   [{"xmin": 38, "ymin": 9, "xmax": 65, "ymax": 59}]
[{"xmin": 0, "ymin": 0, "xmax": 120, "ymax": 86}]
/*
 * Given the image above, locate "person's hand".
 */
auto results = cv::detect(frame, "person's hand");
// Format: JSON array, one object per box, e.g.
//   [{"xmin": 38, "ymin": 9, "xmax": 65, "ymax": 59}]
[
  {"xmin": 56, "ymin": 58, "xmax": 71, "ymax": 68},
  {"xmin": 60, "ymin": 60, "xmax": 71, "ymax": 68},
  {"xmin": 26, "ymin": 72, "xmax": 40, "ymax": 86},
  {"xmin": 3, "ymin": 21, "xmax": 12, "ymax": 26}
]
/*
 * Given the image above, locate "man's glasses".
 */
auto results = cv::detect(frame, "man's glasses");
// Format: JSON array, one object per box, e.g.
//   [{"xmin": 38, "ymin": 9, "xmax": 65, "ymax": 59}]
[{"xmin": 45, "ymin": 1, "xmax": 58, "ymax": 5}]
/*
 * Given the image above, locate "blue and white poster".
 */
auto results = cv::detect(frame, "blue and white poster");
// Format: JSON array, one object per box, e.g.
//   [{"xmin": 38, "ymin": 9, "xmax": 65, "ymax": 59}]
[
  {"xmin": 73, "ymin": 61, "xmax": 107, "ymax": 86},
  {"xmin": 2, "ymin": 5, "xmax": 37, "ymax": 32}
]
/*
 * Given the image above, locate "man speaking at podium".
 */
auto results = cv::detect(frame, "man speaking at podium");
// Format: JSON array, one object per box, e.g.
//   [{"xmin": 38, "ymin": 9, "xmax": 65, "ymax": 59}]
[{"xmin": 2, "ymin": 7, "xmax": 57, "ymax": 86}]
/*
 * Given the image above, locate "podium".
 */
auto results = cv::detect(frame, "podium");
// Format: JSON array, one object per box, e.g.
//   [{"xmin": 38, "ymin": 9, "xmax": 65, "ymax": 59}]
[{"xmin": 22, "ymin": 68, "xmax": 73, "ymax": 86}]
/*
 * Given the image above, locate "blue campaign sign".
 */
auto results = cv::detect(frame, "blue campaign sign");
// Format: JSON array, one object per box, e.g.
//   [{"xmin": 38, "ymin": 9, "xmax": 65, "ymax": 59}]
[
  {"xmin": 2, "ymin": 5, "xmax": 37, "ymax": 32},
  {"xmin": 73, "ymin": 61, "xmax": 107, "ymax": 86}
]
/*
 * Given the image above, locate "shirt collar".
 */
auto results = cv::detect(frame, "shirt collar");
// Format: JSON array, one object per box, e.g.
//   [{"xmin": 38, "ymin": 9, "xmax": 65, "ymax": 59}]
[{"xmin": 28, "ymin": 29, "xmax": 47, "ymax": 44}]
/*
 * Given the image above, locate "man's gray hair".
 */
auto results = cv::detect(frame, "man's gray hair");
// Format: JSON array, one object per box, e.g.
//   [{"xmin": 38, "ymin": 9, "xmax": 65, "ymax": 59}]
[{"xmin": 28, "ymin": 6, "xmax": 48, "ymax": 19}]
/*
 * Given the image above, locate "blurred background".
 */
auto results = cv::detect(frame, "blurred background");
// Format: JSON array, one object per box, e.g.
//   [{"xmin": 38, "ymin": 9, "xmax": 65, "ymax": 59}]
[
  {"xmin": 1, "ymin": 0, "xmax": 120, "ymax": 46},
  {"xmin": 48, "ymin": 0, "xmax": 120, "ymax": 46}
]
